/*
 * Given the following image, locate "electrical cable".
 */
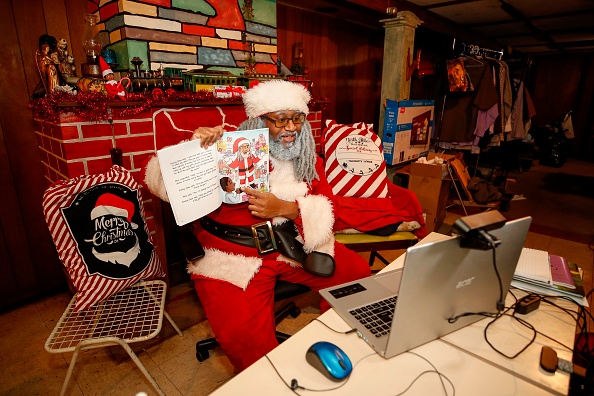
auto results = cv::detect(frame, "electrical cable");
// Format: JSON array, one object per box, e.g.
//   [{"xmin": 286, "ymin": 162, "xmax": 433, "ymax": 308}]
[
  {"xmin": 266, "ymin": 350, "xmax": 456, "ymax": 395},
  {"xmin": 313, "ymin": 318, "xmax": 357, "ymax": 334},
  {"xmin": 480, "ymin": 290, "xmax": 590, "ymax": 361},
  {"xmin": 264, "ymin": 352, "xmax": 376, "ymax": 394},
  {"xmin": 400, "ymin": 351, "xmax": 455, "ymax": 396},
  {"xmin": 448, "ymin": 239, "xmax": 504, "ymax": 323}
]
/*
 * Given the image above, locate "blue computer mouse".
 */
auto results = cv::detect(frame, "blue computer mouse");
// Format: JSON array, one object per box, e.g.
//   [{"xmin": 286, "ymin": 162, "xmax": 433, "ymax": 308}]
[{"xmin": 306, "ymin": 341, "xmax": 352, "ymax": 381}]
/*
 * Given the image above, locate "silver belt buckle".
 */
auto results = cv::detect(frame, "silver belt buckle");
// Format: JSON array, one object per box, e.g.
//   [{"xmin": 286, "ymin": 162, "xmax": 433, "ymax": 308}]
[{"xmin": 251, "ymin": 221, "xmax": 277, "ymax": 255}]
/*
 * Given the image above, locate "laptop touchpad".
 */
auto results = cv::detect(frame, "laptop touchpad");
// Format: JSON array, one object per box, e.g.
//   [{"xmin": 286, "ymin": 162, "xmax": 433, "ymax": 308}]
[{"xmin": 374, "ymin": 270, "xmax": 402, "ymax": 293}]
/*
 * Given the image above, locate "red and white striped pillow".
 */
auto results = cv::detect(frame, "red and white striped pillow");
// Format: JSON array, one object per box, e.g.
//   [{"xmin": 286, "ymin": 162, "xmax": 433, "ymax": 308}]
[
  {"xmin": 323, "ymin": 120, "xmax": 388, "ymax": 198},
  {"xmin": 42, "ymin": 165, "xmax": 165, "ymax": 311}
]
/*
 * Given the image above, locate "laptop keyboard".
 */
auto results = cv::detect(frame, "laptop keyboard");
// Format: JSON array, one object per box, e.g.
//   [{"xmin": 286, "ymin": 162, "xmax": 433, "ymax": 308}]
[{"xmin": 349, "ymin": 296, "xmax": 397, "ymax": 337}]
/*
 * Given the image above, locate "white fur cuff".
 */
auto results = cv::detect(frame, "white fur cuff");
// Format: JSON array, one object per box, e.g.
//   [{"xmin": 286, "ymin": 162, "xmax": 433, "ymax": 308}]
[
  {"xmin": 296, "ymin": 194, "xmax": 334, "ymax": 253},
  {"xmin": 187, "ymin": 249, "xmax": 262, "ymax": 290}
]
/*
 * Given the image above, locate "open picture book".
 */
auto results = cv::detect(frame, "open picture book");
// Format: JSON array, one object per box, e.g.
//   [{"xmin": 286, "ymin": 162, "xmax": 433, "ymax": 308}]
[{"xmin": 157, "ymin": 128, "xmax": 270, "ymax": 225}]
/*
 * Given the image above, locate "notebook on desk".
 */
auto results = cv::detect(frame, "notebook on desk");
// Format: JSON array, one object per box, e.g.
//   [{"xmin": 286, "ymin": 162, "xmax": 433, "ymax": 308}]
[{"xmin": 319, "ymin": 216, "xmax": 532, "ymax": 359}]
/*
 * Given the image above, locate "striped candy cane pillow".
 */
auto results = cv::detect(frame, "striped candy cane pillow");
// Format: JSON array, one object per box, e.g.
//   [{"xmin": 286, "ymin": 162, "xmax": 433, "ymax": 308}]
[
  {"xmin": 42, "ymin": 165, "xmax": 165, "ymax": 311},
  {"xmin": 323, "ymin": 120, "xmax": 388, "ymax": 198}
]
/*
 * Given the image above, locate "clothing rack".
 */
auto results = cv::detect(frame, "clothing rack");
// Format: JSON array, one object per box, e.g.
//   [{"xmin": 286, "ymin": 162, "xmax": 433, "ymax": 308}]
[
  {"xmin": 434, "ymin": 40, "xmax": 505, "ymax": 151},
  {"xmin": 453, "ymin": 41, "xmax": 504, "ymax": 61}
]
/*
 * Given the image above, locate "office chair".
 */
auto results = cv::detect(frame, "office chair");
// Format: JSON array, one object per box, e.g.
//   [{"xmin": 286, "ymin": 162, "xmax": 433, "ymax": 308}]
[
  {"xmin": 174, "ymin": 224, "xmax": 311, "ymax": 362},
  {"xmin": 195, "ymin": 280, "xmax": 311, "ymax": 361}
]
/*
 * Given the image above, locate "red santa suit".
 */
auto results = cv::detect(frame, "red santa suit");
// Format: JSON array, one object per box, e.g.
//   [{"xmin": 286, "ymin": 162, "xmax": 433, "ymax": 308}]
[{"xmin": 144, "ymin": 153, "xmax": 371, "ymax": 372}]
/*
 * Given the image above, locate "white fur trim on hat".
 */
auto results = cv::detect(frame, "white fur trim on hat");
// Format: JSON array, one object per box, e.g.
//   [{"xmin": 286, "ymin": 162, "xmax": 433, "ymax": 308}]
[
  {"xmin": 243, "ymin": 80, "xmax": 311, "ymax": 118},
  {"xmin": 187, "ymin": 248, "xmax": 261, "ymax": 290}
]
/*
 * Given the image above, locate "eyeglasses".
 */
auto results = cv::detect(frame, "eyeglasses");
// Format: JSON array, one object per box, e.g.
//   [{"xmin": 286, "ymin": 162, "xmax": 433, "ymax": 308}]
[{"xmin": 261, "ymin": 113, "xmax": 306, "ymax": 128}]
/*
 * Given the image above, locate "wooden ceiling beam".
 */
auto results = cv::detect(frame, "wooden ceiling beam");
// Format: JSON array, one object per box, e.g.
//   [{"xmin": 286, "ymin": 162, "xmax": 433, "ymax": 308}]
[{"xmin": 344, "ymin": 0, "xmax": 503, "ymax": 49}]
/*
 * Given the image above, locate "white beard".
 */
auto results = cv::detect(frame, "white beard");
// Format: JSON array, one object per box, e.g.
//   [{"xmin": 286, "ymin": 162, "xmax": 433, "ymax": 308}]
[
  {"xmin": 269, "ymin": 132, "xmax": 302, "ymax": 160},
  {"xmin": 91, "ymin": 236, "xmax": 141, "ymax": 267}
]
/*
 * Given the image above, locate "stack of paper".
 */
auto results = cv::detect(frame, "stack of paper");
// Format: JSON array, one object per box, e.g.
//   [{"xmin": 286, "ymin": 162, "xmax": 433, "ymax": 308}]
[
  {"xmin": 514, "ymin": 248, "xmax": 552, "ymax": 285},
  {"xmin": 511, "ymin": 248, "xmax": 587, "ymax": 306}
]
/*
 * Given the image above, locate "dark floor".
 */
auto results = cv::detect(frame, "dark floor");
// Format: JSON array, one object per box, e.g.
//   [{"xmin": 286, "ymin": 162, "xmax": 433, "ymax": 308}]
[{"xmin": 458, "ymin": 156, "xmax": 594, "ymax": 245}]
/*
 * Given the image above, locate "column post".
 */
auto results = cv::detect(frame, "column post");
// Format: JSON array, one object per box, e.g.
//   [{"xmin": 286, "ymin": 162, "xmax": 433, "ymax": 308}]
[{"xmin": 378, "ymin": 11, "xmax": 422, "ymax": 138}]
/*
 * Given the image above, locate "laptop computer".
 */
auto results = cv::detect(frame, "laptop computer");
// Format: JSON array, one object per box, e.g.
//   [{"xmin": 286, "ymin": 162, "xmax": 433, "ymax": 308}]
[{"xmin": 320, "ymin": 216, "xmax": 531, "ymax": 358}]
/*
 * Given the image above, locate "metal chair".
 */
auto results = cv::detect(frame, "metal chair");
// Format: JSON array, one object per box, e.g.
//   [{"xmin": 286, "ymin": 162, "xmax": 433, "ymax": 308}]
[{"xmin": 45, "ymin": 280, "xmax": 182, "ymax": 396}]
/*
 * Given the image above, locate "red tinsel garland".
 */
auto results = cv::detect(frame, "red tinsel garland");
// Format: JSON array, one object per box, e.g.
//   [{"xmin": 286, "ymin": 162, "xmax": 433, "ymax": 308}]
[{"xmin": 28, "ymin": 90, "xmax": 331, "ymax": 123}]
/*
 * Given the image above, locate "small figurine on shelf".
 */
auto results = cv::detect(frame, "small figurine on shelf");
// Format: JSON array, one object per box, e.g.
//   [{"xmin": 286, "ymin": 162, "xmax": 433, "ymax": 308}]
[
  {"xmin": 56, "ymin": 38, "xmax": 76, "ymax": 81},
  {"xmin": 100, "ymin": 57, "xmax": 130, "ymax": 99},
  {"xmin": 36, "ymin": 34, "xmax": 60, "ymax": 94}
]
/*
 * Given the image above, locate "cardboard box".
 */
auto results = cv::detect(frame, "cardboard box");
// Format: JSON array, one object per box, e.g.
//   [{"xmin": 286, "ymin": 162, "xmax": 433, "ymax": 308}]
[
  {"xmin": 409, "ymin": 152, "xmax": 457, "ymax": 179},
  {"xmin": 410, "ymin": 162, "xmax": 447, "ymax": 179},
  {"xmin": 382, "ymin": 99, "xmax": 435, "ymax": 165},
  {"xmin": 408, "ymin": 175, "xmax": 450, "ymax": 233}
]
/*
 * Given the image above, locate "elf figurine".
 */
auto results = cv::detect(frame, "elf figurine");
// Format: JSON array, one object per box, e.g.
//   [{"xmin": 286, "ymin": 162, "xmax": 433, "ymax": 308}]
[{"xmin": 100, "ymin": 56, "xmax": 130, "ymax": 99}]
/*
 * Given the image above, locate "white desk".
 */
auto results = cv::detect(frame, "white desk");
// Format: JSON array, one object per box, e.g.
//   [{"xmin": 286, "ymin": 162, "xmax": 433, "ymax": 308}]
[{"xmin": 212, "ymin": 233, "xmax": 577, "ymax": 395}]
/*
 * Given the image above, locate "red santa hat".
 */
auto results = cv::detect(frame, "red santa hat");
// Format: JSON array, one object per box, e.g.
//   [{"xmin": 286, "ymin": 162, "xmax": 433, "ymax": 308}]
[
  {"xmin": 90, "ymin": 193, "xmax": 138, "ymax": 229},
  {"xmin": 233, "ymin": 137, "xmax": 250, "ymax": 152},
  {"xmin": 99, "ymin": 56, "xmax": 114, "ymax": 78},
  {"xmin": 243, "ymin": 80, "xmax": 311, "ymax": 119}
]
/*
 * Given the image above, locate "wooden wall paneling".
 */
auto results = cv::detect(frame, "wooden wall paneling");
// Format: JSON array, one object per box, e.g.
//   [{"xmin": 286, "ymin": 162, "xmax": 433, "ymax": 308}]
[
  {"xmin": 0, "ymin": 1, "xmax": 43, "ymax": 306},
  {"xmin": 3, "ymin": 0, "xmax": 66, "ymax": 304},
  {"xmin": 277, "ymin": 4, "xmax": 384, "ymax": 124},
  {"xmin": 276, "ymin": 5, "xmax": 289, "ymax": 73},
  {"xmin": 63, "ymin": 0, "xmax": 90, "ymax": 78},
  {"xmin": 42, "ymin": 0, "xmax": 71, "ymax": 47},
  {"xmin": 574, "ymin": 55, "xmax": 594, "ymax": 159},
  {"xmin": 277, "ymin": 5, "xmax": 295, "ymax": 77},
  {"xmin": 309, "ymin": 12, "xmax": 324, "ymax": 101},
  {"xmin": 335, "ymin": 21, "xmax": 356, "ymax": 123},
  {"xmin": 321, "ymin": 19, "xmax": 333, "ymax": 121},
  {"xmin": 12, "ymin": 0, "xmax": 49, "ymax": 98},
  {"xmin": 0, "ymin": 219, "xmax": 20, "ymax": 308},
  {"xmin": 0, "ymin": 119, "xmax": 32, "ymax": 308},
  {"xmin": 321, "ymin": 18, "xmax": 338, "ymax": 121},
  {"xmin": 529, "ymin": 54, "xmax": 592, "ymax": 160},
  {"xmin": 353, "ymin": 39, "xmax": 373, "ymax": 123},
  {"xmin": 370, "ymin": 41, "xmax": 384, "ymax": 127},
  {"xmin": 532, "ymin": 55, "xmax": 582, "ymax": 127}
]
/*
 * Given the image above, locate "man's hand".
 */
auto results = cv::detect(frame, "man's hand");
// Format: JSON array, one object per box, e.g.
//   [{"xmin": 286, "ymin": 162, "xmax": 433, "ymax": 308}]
[
  {"xmin": 191, "ymin": 125, "xmax": 224, "ymax": 148},
  {"xmin": 243, "ymin": 187, "xmax": 298, "ymax": 220}
]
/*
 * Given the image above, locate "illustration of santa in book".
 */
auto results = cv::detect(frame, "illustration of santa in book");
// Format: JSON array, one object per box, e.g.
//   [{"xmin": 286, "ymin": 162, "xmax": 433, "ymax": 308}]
[{"xmin": 226, "ymin": 137, "xmax": 261, "ymax": 189}]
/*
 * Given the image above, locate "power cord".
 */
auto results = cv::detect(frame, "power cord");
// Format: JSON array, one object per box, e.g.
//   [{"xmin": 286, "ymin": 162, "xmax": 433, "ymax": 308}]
[
  {"xmin": 264, "ymin": 352, "xmax": 375, "ymax": 394},
  {"xmin": 480, "ymin": 288, "xmax": 587, "ymax": 360},
  {"xmin": 265, "ymin": 351, "xmax": 455, "ymax": 395},
  {"xmin": 448, "ymin": 239, "xmax": 504, "ymax": 323},
  {"xmin": 396, "ymin": 351, "xmax": 455, "ymax": 396},
  {"xmin": 313, "ymin": 318, "xmax": 357, "ymax": 334},
  {"xmin": 266, "ymin": 320, "xmax": 455, "ymax": 394}
]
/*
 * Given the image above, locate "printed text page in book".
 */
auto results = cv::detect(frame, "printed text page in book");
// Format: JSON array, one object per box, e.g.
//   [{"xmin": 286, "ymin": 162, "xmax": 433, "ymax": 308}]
[{"xmin": 157, "ymin": 139, "xmax": 221, "ymax": 226}]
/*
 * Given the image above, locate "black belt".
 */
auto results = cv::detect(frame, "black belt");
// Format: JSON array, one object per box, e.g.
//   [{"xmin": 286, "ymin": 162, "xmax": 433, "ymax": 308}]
[{"xmin": 199, "ymin": 217, "xmax": 335, "ymax": 277}]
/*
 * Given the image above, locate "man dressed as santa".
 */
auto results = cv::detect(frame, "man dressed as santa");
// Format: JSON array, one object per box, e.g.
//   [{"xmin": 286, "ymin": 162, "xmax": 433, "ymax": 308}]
[{"xmin": 144, "ymin": 80, "xmax": 371, "ymax": 372}]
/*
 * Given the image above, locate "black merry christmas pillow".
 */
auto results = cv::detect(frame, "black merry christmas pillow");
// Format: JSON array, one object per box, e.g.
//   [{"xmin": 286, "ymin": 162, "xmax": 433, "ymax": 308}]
[{"xmin": 43, "ymin": 165, "xmax": 165, "ymax": 311}]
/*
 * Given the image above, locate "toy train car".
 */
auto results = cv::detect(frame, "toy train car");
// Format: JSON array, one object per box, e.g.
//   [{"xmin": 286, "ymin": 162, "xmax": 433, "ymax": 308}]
[{"xmin": 183, "ymin": 70, "xmax": 238, "ymax": 92}]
